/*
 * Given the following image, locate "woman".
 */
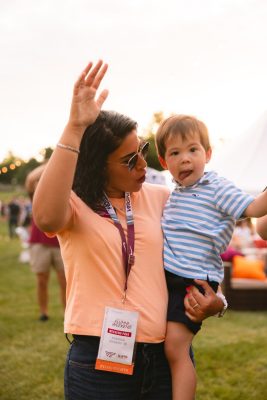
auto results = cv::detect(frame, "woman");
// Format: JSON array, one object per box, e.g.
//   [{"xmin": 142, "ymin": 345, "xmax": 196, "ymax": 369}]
[
  {"xmin": 256, "ymin": 215, "xmax": 267, "ymax": 240},
  {"xmin": 33, "ymin": 60, "xmax": 224, "ymax": 400}
]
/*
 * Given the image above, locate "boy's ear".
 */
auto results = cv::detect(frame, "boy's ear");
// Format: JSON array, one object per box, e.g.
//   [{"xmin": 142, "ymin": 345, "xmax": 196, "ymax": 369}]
[
  {"xmin": 206, "ymin": 148, "xmax": 212, "ymax": 163},
  {"xmin": 158, "ymin": 156, "xmax": 167, "ymax": 169}
]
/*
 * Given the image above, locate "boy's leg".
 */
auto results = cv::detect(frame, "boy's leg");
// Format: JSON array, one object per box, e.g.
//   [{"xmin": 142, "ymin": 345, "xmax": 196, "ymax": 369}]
[{"xmin": 165, "ymin": 321, "xmax": 196, "ymax": 400}]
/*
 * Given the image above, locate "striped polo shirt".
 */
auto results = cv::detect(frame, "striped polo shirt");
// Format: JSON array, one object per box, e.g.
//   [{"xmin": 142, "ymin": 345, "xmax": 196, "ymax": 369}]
[{"xmin": 162, "ymin": 171, "xmax": 254, "ymax": 283}]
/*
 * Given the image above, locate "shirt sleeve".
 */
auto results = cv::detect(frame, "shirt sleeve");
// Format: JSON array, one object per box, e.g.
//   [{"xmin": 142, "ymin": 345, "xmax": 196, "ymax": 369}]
[
  {"xmin": 214, "ymin": 177, "xmax": 255, "ymax": 219},
  {"xmin": 45, "ymin": 191, "xmax": 77, "ymax": 237}
]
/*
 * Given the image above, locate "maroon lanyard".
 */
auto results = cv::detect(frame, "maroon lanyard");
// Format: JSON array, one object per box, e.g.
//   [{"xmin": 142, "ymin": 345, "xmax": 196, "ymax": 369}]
[{"xmin": 100, "ymin": 193, "xmax": 135, "ymax": 298}]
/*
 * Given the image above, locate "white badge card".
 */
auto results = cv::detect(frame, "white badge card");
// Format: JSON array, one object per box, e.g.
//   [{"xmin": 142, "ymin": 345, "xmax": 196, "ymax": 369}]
[{"xmin": 95, "ymin": 307, "xmax": 139, "ymax": 375}]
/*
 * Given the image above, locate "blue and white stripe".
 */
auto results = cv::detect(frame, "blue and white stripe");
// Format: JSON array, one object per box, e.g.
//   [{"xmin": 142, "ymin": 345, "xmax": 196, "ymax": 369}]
[{"xmin": 162, "ymin": 171, "xmax": 254, "ymax": 283}]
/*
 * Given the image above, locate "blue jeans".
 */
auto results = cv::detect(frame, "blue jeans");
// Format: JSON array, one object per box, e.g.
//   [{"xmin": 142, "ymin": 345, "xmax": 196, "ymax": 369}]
[{"xmin": 64, "ymin": 335, "xmax": 173, "ymax": 400}]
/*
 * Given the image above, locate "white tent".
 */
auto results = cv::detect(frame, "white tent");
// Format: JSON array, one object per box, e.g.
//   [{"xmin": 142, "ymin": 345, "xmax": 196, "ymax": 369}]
[
  {"xmin": 145, "ymin": 167, "xmax": 167, "ymax": 186},
  {"xmin": 207, "ymin": 111, "xmax": 267, "ymax": 195}
]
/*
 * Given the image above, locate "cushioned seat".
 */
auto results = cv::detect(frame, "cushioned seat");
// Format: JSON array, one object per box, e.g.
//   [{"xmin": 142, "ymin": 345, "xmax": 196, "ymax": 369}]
[
  {"xmin": 223, "ymin": 262, "xmax": 267, "ymax": 311},
  {"xmin": 231, "ymin": 277, "xmax": 267, "ymax": 289}
]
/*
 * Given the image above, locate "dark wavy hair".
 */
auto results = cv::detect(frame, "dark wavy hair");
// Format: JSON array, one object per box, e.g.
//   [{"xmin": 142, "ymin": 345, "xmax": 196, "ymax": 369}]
[{"xmin": 72, "ymin": 110, "xmax": 137, "ymax": 210}]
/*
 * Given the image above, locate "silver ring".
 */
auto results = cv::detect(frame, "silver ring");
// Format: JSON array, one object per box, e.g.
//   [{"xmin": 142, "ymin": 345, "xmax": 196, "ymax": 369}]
[{"xmin": 192, "ymin": 303, "xmax": 199, "ymax": 309}]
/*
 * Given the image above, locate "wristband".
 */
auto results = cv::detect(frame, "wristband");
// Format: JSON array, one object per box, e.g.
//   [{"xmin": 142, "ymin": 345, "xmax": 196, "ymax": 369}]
[{"xmin": 216, "ymin": 292, "xmax": 228, "ymax": 317}]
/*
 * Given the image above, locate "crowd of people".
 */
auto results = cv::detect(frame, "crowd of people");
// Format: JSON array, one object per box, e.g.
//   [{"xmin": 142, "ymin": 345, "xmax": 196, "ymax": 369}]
[
  {"xmin": 1, "ymin": 196, "xmax": 31, "ymax": 239},
  {"xmin": 1, "ymin": 168, "xmax": 66, "ymax": 322}
]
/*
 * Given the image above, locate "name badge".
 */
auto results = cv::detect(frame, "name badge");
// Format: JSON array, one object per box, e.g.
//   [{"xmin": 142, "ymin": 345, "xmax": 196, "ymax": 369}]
[{"xmin": 95, "ymin": 307, "xmax": 139, "ymax": 375}]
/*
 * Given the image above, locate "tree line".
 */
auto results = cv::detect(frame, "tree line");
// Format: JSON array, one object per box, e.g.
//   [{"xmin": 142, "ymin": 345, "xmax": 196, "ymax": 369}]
[
  {"xmin": 0, "ymin": 148, "xmax": 53, "ymax": 186},
  {"xmin": 0, "ymin": 112, "xmax": 167, "ymax": 186}
]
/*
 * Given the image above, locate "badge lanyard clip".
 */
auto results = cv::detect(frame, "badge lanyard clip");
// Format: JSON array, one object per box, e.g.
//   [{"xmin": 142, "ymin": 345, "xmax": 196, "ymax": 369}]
[{"xmin": 128, "ymin": 249, "xmax": 135, "ymax": 266}]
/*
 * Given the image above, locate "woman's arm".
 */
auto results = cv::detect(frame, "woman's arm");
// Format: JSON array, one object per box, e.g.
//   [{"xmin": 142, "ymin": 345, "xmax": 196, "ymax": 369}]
[
  {"xmin": 32, "ymin": 60, "xmax": 109, "ymax": 233},
  {"xmin": 256, "ymin": 215, "xmax": 267, "ymax": 240}
]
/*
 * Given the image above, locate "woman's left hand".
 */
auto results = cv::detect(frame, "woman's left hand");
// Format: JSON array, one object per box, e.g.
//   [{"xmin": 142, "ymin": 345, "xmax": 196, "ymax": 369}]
[{"xmin": 184, "ymin": 280, "xmax": 224, "ymax": 322}]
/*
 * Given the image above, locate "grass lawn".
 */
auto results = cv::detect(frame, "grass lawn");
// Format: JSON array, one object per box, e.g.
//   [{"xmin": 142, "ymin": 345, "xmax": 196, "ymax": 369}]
[
  {"xmin": 0, "ymin": 213, "xmax": 67, "ymax": 400},
  {"xmin": 195, "ymin": 311, "xmax": 267, "ymax": 399},
  {"xmin": 1, "ymin": 196, "xmax": 267, "ymax": 399}
]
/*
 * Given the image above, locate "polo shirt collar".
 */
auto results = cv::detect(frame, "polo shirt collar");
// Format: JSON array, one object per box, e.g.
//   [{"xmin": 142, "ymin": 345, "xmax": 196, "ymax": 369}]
[{"xmin": 174, "ymin": 170, "xmax": 216, "ymax": 191}]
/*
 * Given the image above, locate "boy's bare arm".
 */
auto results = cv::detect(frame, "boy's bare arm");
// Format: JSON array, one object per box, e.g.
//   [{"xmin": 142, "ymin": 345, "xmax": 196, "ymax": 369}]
[{"xmin": 244, "ymin": 190, "xmax": 267, "ymax": 217}]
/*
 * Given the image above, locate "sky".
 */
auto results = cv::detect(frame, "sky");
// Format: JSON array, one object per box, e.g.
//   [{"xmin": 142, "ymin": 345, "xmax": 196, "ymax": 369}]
[{"xmin": 1, "ymin": 0, "xmax": 267, "ymax": 161}]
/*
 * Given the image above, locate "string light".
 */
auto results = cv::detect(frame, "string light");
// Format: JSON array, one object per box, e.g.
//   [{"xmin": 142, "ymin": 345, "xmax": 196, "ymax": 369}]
[{"xmin": 0, "ymin": 160, "xmax": 23, "ymax": 175}]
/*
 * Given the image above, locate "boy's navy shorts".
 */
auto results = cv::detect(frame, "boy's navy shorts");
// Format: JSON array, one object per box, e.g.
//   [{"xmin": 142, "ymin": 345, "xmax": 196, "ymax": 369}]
[{"xmin": 165, "ymin": 270, "xmax": 219, "ymax": 335}]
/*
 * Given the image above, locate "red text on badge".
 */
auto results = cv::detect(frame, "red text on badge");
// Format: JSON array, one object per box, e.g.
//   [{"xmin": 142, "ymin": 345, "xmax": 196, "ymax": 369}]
[{"xmin": 108, "ymin": 328, "xmax": 132, "ymax": 337}]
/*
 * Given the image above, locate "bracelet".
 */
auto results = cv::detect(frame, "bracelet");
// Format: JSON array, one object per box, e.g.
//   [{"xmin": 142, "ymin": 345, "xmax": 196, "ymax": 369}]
[{"xmin": 57, "ymin": 143, "xmax": 80, "ymax": 154}]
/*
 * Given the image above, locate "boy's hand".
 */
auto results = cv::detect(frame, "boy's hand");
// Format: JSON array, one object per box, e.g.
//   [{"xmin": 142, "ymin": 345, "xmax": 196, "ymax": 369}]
[{"xmin": 184, "ymin": 280, "xmax": 224, "ymax": 322}]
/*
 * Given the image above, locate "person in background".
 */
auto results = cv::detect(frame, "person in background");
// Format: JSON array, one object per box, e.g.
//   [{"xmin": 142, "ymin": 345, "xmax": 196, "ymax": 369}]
[
  {"xmin": 0, "ymin": 200, "xmax": 6, "ymax": 218},
  {"xmin": 256, "ymin": 215, "xmax": 267, "ymax": 240},
  {"xmin": 32, "ymin": 60, "xmax": 224, "ymax": 399},
  {"xmin": 19, "ymin": 197, "xmax": 32, "ymax": 233},
  {"xmin": 7, "ymin": 197, "xmax": 21, "ymax": 238},
  {"xmin": 233, "ymin": 218, "xmax": 255, "ymax": 250},
  {"xmin": 155, "ymin": 114, "xmax": 267, "ymax": 400},
  {"xmin": 220, "ymin": 219, "xmax": 253, "ymax": 262},
  {"xmin": 25, "ymin": 165, "xmax": 66, "ymax": 321}
]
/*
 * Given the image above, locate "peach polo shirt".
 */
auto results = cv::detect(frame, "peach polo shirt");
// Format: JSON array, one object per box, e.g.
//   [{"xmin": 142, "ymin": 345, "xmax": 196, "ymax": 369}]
[{"xmin": 56, "ymin": 183, "xmax": 170, "ymax": 343}]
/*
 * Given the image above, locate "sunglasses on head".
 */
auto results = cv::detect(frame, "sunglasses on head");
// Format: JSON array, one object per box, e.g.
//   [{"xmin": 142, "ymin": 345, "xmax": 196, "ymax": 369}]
[{"xmin": 108, "ymin": 141, "xmax": 150, "ymax": 171}]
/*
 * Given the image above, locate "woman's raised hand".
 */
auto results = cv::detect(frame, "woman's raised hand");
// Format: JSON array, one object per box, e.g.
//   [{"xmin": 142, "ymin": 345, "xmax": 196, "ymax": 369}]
[{"xmin": 68, "ymin": 60, "xmax": 109, "ymax": 131}]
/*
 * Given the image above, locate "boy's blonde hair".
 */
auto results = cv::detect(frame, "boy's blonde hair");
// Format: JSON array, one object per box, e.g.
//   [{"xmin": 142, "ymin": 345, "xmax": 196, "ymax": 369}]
[{"xmin": 155, "ymin": 114, "xmax": 211, "ymax": 159}]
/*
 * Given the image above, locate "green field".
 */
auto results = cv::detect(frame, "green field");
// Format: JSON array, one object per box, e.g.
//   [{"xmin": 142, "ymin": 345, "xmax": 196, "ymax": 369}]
[
  {"xmin": 1, "ymin": 192, "xmax": 267, "ymax": 399},
  {"xmin": 0, "ymin": 191, "xmax": 67, "ymax": 400}
]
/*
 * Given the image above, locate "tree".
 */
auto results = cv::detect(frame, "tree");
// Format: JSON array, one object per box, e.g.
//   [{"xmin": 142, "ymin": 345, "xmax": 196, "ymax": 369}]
[
  {"xmin": 143, "ymin": 112, "xmax": 165, "ymax": 171},
  {"xmin": 39, "ymin": 147, "xmax": 53, "ymax": 161},
  {"xmin": 0, "ymin": 152, "xmax": 24, "ymax": 185},
  {"xmin": 0, "ymin": 147, "xmax": 54, "ymax": 186},
  {"xmin": 17, "ymin": 158, "xmax": 40, "ymax": 185}
]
